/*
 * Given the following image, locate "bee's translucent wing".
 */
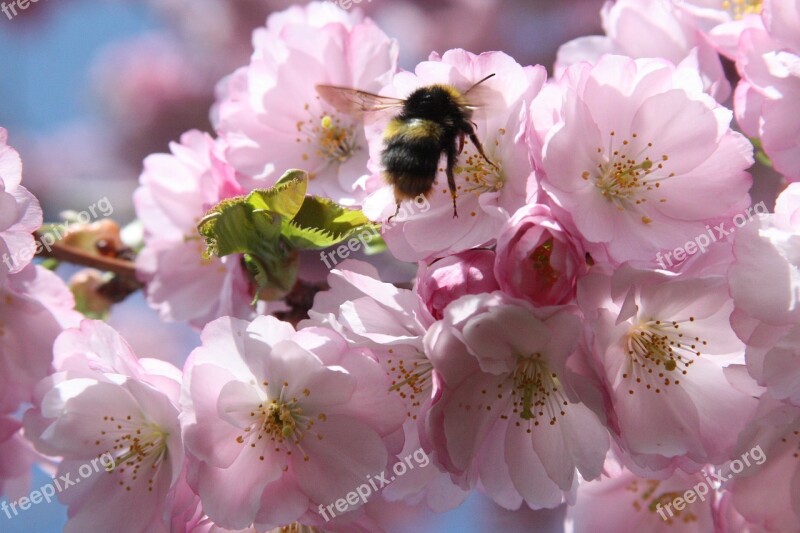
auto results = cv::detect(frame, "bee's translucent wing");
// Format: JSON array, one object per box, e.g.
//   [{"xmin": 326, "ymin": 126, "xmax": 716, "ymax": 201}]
[
  {"xmin": 461, "ymin": 74, "xmax": 506, "ymax": 119},
  {"xmin": 315, "ymin": 85, "xmax": 405, "ymax": 115}
]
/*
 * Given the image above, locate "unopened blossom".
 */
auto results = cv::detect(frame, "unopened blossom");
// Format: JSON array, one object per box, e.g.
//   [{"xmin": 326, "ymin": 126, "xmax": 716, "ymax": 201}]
[
  {"xmin": 362, "ymin": 49, "xmax": 546, "ymax": 261},
  {"xmin": 734, "ymin": 0, "xmax": 800, "ymax": 181},
  {"xmin": 729, "ymin": 183, "xmax": 800, "ymax": 405},
  {"xmin": 538, "ymin": 55, "xmax": 753, "ymax": 266},
  {"xmin": 215, "ymin": 1, "xmax": 397, "ymax": 205},
  {"xmin": 718, "ymin": 394, "xmax": 800, "ymax": 531},
  {"xmin": 0, "ymin": 127, "xmax": 42, "ymax": 283},
  {"xmin": 494, "ymin": 204, "xmax": 586, "ymax": 307},
  {"xmin": 578, "ymin": 266, "xmax": 758, "ymax": 474},
  {"xmin": 23, "ymin": 320, "xmax": 185, "ymax": 533},
  {"xmin": 0, "ymin": 264, "xmax": 81, "ymax": 413},
  {"xmin": 302, "ymin": 259, "xmax": 469, "ymax": 512},
  {"xmin": 181, "ymin": 316, "xmax": 405, "ymax": 530},
  {"xmin": 416, "ymin": 250, "xmax": 499, "ymax": 321},
  {"xmin": 426, "ymin": 293, "xmax": 608, "ymax": 510},
  {"xmin": 134, "ymin": 129, "xmax": 256, "ymax": 329},
  {"xmin": 556, "ymin": 0, "xmax": 730, "ymax": 101}
]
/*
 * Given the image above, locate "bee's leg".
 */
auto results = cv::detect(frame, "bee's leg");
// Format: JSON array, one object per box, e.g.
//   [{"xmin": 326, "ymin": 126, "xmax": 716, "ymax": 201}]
[
  {"xmin": 387, "ymin": 200, "xmax": 402, "ymax": 223},
  {"xmin": 457, "ymin": 133, "xmax": 466, "ymax": 154},
  {"xmin": 469, "ymin": 131, "xmax": 499, "ymax": 170},
  {"xmin": 462, "ymin": 121, "xmax": 499, "ymax": 170},
  {"xmin": 446, "ymin": 144, "xmax": 459, "ymax": 218}
]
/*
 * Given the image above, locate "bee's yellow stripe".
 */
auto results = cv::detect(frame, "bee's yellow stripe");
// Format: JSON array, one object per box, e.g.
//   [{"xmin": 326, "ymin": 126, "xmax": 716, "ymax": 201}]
[{"xmin": 384, "ymin": 118, "xmax": 443, "ymax": 141}]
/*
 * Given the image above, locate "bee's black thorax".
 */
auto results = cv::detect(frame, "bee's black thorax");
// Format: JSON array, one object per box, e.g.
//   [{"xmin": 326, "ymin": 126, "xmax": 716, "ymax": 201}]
[{"xmin": 399, "ymin": 85, "xmax": 472, "ymax": 130}]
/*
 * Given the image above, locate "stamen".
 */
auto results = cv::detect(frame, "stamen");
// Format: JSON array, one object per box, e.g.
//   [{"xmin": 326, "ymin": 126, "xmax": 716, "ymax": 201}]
[
  {"xmin": 585, "ymin": 132, "xmax": 673, "ymax": 224},
  {"xmin": 623, "ymin": 317, "xmax": 708, "ymax": 394},
  {"xmin": 721, "ymin": 0, "xmax": 763, "ymax": 19},
  {"xmin": 296, "ymin": 102, "xmax": 360, "ymax": 166},
  {"xmin": 386, "ymin": 349, "xmax": 434, "ymax": 420}
]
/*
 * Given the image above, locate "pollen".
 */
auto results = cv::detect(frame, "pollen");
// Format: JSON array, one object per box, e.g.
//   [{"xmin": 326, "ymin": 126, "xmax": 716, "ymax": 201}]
[
  {"xmin": 778, "ymin": 425, "xmax": 800, "ymax": 460},
  {"xmin": 387, "ymin": 350, "xmax": 434, "ymax": 420},
  {"xmin": 296, "ymin": 104, "xmax": 361, "ymax": 167},
  {"xmin": 624, "ymin": 479, "xmax": 699, "ymax": 524},
  {"xmin": 721, "ymin": 0, "xmax": 762, "ymax": 19},
  {"xmin": 94, "ymin": 413, "xmax": 170, "ymax": 494},
  {"xmin": 273, "ymin": 523, "xmax": 320, "ymax": 533},
  {"xmin": 623, "ymin": 316, "xmax": 708, "ymax": 394},
  {"xmin": 585, "ymin": 131, "xmax": 673, "ymax": 224},
  {"xmin": 528, "ymin": 238, "xmax": 560, "ymax": 286},
  {"xmin": 234, "ymin": 380, "xmax": 322, "ymax": 462},
  {"xmin": 457, "ymin": 141, "xmax": 505, "ymax": 196},
  {"xmin": 511, "ymin": 352, "xmax": 567, "ymax": 425}
]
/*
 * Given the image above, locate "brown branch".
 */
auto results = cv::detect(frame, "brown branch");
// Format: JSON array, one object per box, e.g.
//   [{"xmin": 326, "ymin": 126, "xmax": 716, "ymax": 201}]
[{"xmin": 35, "ymin": 231, "xmax": 140, "ymax": 282}]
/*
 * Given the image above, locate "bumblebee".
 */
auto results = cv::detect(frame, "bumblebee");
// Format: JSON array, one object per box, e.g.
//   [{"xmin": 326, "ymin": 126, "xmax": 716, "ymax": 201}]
[{"xmin": 316, "ymin": 74, "xmax": 498, "ymax": 218}]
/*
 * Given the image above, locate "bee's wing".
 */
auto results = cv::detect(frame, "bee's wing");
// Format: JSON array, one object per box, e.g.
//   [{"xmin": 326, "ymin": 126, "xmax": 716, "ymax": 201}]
[
  {"xmin": 461, "ymin": 76, "xmax": 505, "ymax": 119},
  {"xmin": 315, "ymin": 85, "xmax": 405, "ymax": 115}
]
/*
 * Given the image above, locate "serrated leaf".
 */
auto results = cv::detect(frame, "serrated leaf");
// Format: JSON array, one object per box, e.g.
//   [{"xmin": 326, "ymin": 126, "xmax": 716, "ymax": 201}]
[
  {"xmin": 246, "ymin": 170, "xmax": 308, "ymax": 220},
  {"xmin": 281, "ymin": 221, "xmax": 343, "ymax": 249},
  {"xmin": 198, "ymin": 202, "xmax": 282, "ymax": 259},
  {"xmin": 281, "ymin": 196, "xmax": 376, "ymax": 249},
  {"xmin": 196, "ymin": 169, "xmax": 375, "ymax": 302}
]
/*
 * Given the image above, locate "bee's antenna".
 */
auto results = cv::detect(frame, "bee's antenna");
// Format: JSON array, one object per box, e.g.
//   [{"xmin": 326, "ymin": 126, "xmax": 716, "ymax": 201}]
[
  {"xmin": 464, "ymin": 73, "xmax": 496, "ymax": 95},
  {"xmin": 387, "ymin": 201, "xmax": 402, "ymax": 224}
]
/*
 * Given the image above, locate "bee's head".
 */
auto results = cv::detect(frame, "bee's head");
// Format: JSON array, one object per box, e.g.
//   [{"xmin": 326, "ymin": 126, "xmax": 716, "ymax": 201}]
[{"xmin": 403, "ymin": 85, "xmax": 466, "ymax": 121}]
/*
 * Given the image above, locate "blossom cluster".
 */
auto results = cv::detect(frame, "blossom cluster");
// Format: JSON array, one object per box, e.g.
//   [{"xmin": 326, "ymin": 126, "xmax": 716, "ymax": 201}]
[{"xmin": 2, "ymin": 0, "xmax": 800, "ymax": 531}]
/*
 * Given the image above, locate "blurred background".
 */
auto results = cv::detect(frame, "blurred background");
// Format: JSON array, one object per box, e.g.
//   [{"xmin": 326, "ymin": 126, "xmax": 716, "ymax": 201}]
[{"xmin": 0, "ymin": 0, "xmax": 604, "ymax": 530}]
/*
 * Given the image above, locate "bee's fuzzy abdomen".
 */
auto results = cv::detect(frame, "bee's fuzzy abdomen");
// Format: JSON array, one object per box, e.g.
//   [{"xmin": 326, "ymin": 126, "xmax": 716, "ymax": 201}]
[{"xmin": 381, "ymin": 130, "xmax": 442, "ymax": 199}]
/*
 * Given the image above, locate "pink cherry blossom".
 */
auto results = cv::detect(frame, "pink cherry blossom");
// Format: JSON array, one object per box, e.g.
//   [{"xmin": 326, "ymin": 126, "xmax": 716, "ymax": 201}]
[
  {"xmin": 734, "ymin": 0, "xmax": 800, "ymax": 181},
  {"xmin": 577, "ymin": 266, "xmax": 758, "ymax": 475},
  {"xmin": 181, "ymin": 315, "xmax": 405, "ymax": 530},
  {"xmin": 362, "ymin": 49, "xmax": 546, "ymax": 261},
  {"xmin": 675, "ymin": 0, "xmax": 766, "ymax": 58},
  {"xmin": 134, "ymin": 129, "xmax": 258, "ymax": 329},
  {"xmin": 180, "ymin": 499, "xmax": 421, "ymax": 533},
  {"xmin": 301, "ymin": 259, "xmax": 469, "ymax": 512},
  {"xmin": 23, "ymin": 320, "xmax": 185, "ymax": 533},
  {"xmin": 729, "ymin": 184, "xmax": 800, "ymax": 406},
  {"xmin": 556, "ymin": 0, "xmax": 731, "ymax": 101},
  {"xmin": 538, "ymin": 55, "xmax": 753, "ymax": 266},
  {"xmin": 425, "ymin": 293, "xmax": 609, "ymax": 510},
  {"xmin": 0, "ymin": 127, "xmax": 42, "ymax": 283},
  {"xmin": 416, "ymin": 249, "xmax": 499, "ymax": 321},
  {"xmin": 215, "ymin": 2, "xmax": 398, "ymax": 205},
  {"xmin": 719, "ymin": 394, "xmax": 800, "ymax": 532},
  {"xmin": 0, "ymin": 416, "xmax": 40, "ymax": 502},
  {"xmin": 568, "ymin": 460, "xmax": 718, "ymax": 532},
  {"xmin": 494, "ymin": 203, "xmax": 586, "ymax": 307},
  {"xmin": 0, "ymin": 264, "xmax": 81, "ymax": 413}
]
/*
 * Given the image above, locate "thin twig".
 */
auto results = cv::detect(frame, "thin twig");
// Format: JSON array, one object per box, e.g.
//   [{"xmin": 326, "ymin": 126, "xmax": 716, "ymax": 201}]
[{"xmin": 34, "ymin": 231, "xmax": 140, "ymax": 281}]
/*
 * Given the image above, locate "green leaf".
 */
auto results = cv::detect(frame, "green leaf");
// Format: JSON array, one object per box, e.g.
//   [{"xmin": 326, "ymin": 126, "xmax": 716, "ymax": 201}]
[
  {"xmin": 40, "ymin": 258, "xmax": 61, "ymax": 271},
  {"xmin": 243, "ymin": 251, "xmax": 299, "ymax": 304},
  {"xmin": 196, "ymin": 169, "xmax": 377, "ymax": 302},
  {"xmin": 282, "ymin": 196, "xmax": 377, "ymax": 249},
  {"xmin": 361, "ymin": 232, "xmax": 387, "ymax": 255},
  {"xmin": 198, "ymin": 201, "xmax": 282, "ymax": 258},
  {"xmin": 750, "ymin": 137, "xmax": 773, "ymax": 168},
  {"xmin": 246, "ymin": 169, "xmax": 308, "ymax": 220}
]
